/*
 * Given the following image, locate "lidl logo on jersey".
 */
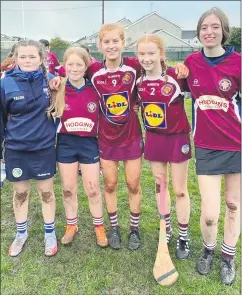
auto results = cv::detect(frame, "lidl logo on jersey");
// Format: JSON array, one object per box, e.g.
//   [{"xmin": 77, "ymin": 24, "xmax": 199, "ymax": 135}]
[
  {"xmin": 104, "ymin": 91, "xmax": 129, "ymax": 117},
  {"xmin": 197, "ymin": 95, "xmax": 229, "ymax": 112},
  {"xmin": 219, "ymin": 79, "xmax": 231, "ymax": 92},
  {"xmin": 143, "ymin": 102, "xmax": 167, "ymax": 129}
]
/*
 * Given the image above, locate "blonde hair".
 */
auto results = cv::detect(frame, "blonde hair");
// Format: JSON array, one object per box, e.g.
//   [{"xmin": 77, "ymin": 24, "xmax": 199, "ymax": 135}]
[
  {"xmin": 136, "ymin": 34, "xmax": 168, "ymax": 83},
  {"xmin": 98, "ymin": 23, "xmax": 125, "ymax": 42},
  {"xmin": 47, "ymin": 47, "xmax": 90, "ymax": 118},
  {"xmin": 13, "ymin": 39, "xmax": 53, "ymax": 119},
  {"xmin": 197, "ymin": 7, "xmax": 230, "ymax": 45}
]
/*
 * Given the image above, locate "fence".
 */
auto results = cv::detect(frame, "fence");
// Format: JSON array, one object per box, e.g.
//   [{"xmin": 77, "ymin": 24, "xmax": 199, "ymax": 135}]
[
  {"xmin": 50, "ymin": 47, "xmax": 198, "ymax": 62},
  {"xmin": 1, "ymin": 45, "xmax": 241, "ymax": 63}
]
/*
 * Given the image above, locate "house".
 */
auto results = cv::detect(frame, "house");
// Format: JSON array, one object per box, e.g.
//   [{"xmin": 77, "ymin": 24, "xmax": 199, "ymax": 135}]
[
  {"xmin": 125, "ymin": 11, "xmax": 182, "ymax": 47},
  {"xmin": 126, "ymin": 29, "xmax": 193, "ymax": 51},
  {"xmin": 1, "ymin": 34, "xmax": 22, "ymax": 49},
  {"xmin": 73, "ymin": 17, "xmax": 132, "ymax": 47},
  {"xmin": 181, "ymin": 30, "xmax": 202, "ymax": 48}
]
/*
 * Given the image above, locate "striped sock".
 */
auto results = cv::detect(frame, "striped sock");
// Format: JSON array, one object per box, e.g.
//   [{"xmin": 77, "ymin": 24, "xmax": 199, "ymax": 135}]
[
  {"xmin": 66, "ymin": 217, "xmax": 78, "ymax": 226},
  {"xmin": 221, "ymin": 241, "xmax": 236, "ymax": 259},
  {"xmin": 203, "ymin": 240, "xmax": 216, "ymax": 252},
  {"xmin": 165, "ymin": 213, "xmax": 171, "ymax": 232},
  {"xmin": 178, "ymin": 223, "xmax": 188, "ymax": 239},
  {"xmin": 44, "ymin": 222, "xmax": 55, "ymax": 234},
  {"xmin": 16, "ymin": 220, "xmax": 28, "ymax": 235},
  {"xmin": 93, "ymin": 216, "xmax": 104, "ymax": 227},
  {"xmin": 130, "ymin": 212, "xmax": 140, "ymax": 231},
  {"xmin": 108, "ymin": 211, "xmax": 118, "ymax": 228}
]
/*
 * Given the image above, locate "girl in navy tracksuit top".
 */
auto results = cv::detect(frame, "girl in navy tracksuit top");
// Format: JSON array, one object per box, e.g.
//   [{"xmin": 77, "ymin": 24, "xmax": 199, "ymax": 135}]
[
  {"xmin": 48, "ymin": 47, "xmax": 108, "ymax": 248},
  {"xmin": 0, "ymin": 40, "xmax": 58, "ymax": 257}
]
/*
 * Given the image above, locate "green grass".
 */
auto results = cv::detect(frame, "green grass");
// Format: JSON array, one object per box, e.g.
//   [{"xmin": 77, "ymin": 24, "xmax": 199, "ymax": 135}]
[{"xmin": 1, "ymin": 99, "xmax": 241, "ymax": 295}]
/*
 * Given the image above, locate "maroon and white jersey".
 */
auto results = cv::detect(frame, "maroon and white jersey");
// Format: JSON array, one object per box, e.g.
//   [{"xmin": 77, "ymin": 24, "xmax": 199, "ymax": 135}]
[
  {"xmin": 185, "ymin": 48, "xmax": 241, "ymax": 151},
  {"xmin": 46, "ymin": 52, "xmax": 60, "ymax": 75},
  {"xmin": 88, "ymin": 57, "xmax": 142, "ymax": 147},
  {"xmin": 57, "ymin": 80, "xmax": 99, "ymax": 137},
  {"xmin": 137, "ymin": 67, "xmax": 191, "ymax": 135}
]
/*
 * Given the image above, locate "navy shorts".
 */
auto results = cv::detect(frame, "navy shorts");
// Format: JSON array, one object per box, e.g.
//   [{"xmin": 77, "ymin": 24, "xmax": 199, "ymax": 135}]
[
  {"xmin": 56, "ymin": 134, "xmax": 99, "ymax": 164},
  {"xmin": 195, "ymin": 147, "xmax": 241, "ymax": 175},
  {"xmin": 5, "ymin": 146, "xmax": 56, "ymax": 182}
]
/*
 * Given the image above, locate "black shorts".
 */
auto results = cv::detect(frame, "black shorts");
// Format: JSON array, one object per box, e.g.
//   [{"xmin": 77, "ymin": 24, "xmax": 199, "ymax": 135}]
[
  {"xmin": 5, "ymin": 146, "xmax": 56, "ymax": 182},
  {"xmin": 56, "ymin": 134, "xmax": 99, "ymax": 164},
  {"xmin": 195, "ymin": 147, "xmax": 241, "ymax": 175}
]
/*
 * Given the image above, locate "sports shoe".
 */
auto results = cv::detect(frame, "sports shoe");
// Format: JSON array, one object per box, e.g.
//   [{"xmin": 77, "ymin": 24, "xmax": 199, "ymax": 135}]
[
  {"xmin": 95, "ymin": 225, "xmax": 108, "ymax": 247},
  {"xmin": 108, "ymin": 226, "xmax": 121, "ymax": 249},
  {"xmin": 220, "ymin": 257, "xmax": 235, "ymax": 285},
  {"xmin": 196, "ymin": 248, "xmax": 214, "ymax": 275},
  {"xmin": 8, "ymin": 232, "xmax": 28, "ymax": 257},
  {"xmin": 61, "ymin": 224, "xmax": 78, "ymax": 245},
  {"xmin": 45, "ymin": 232, "xmax": 58, "ymax": 256},
  {"xmin": 176, "ymin": 236, "xmax": 190, "ymax": 259},
  {"xmin": 128, "ymin": 229, "xmax": 141, "ymax": 250}
]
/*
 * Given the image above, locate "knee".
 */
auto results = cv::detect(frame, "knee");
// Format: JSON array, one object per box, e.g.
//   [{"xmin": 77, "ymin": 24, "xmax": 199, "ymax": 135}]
[
  {"xmin": 174, "ymin": 189, "xmax": 187, "ymax": 199},
  {"xmin": 14, "ymin": 191, "xmax": 28, "ymax": 205},
  {"xmin": 41, "ymin": 191, "xmax": 53, "ymax": 203},
  {"xmin": 127, "ymin": 181, "xmax": 140, "ymax": 195},
  {"xmin": 104, "ymin": 181, "xmax": 117, "ymax": 194},
  {"xmin": 63, "ymin": 188, "xmax": 76, "ymax": 200},
  {"xmin": 85, "ymin": 182, "xmax": 98, "ymax": 199},
  {"xmin": 226, "ymin": 200, "xmax": 238, "ymax": 213},
  {"xmin": 202, "ymin": 215, "xmax": 218, "ymax": 227}
]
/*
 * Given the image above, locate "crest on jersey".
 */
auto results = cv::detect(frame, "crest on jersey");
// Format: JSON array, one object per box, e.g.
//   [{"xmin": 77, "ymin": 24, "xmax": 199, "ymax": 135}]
[
  {"xmin": 87, "ymin": 102, "xmax": 97, "ymax": 113},
  {"xmin": 161, "ymin": 83, "xmax": 174, "ymax": 96},
  {"xmin": 143, "ymin": 102, "xmax": 167, "ymax": 129},
  {"xmin": 219, "ymin": 79, "xmax": 231, "ymax": 92},
  {"xmin": 122, "ymin": 73, "xmax": 132, "ymax": 84},
  {"xmin": 181, "ymin": 144, "xmax": 190, "ymax": 154},
  {"xmin": 12, "ymin": 168, "xmax": 23, "ymax": 178},
  {"xmin": 103, "ymin": 91, "xmax": 129, "ymax": 117}
]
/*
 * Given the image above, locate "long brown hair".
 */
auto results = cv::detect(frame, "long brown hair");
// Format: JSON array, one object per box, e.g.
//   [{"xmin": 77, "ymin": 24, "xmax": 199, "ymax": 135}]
[
  {"xmin": 47, "ymin": 47, "xmax": 90, "ymax": 118},
  {"xmin": 136, "ymin": 34, "xmax": 168, "ymax": 85}
]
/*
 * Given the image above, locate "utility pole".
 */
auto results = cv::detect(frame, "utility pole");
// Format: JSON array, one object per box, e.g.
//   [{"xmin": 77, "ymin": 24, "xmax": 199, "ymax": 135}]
[
  {"xmin": 102, "ymin": 0, "xmax": 104, "ymax": 24},
  {"xmin": 21, "ymin": 0, "xmax": 26, "ymax": 38}
]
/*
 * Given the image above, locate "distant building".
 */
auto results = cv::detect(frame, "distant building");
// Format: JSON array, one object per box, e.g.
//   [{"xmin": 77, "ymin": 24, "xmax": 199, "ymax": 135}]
[
  {"xmin": 73, "ymin": 17, "xmax": 132, "ymax": 48},
  {"xmin": 1, "ymin": 34, "xmax": 22, "ymax": 49},
  {"xmin": 181, "ymin": 30, "xmax": 202, "ymax": 48}
]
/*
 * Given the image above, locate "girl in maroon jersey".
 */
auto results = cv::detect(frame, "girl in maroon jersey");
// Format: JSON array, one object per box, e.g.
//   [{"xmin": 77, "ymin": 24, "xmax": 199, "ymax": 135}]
[
  {"xmin": 49, "ymin": 24, "xmax": 188, "ymax": 251},
  {"xmin": 184, "ymin": 7, "xmax": 241, "ymax": 285},
  {"xmin": 48, "ymin": 47, "xmax": 108, "ymax": 247},
  {"xmin": 136, "ymin": 34, "xmax": 191, "ymax": 259}
]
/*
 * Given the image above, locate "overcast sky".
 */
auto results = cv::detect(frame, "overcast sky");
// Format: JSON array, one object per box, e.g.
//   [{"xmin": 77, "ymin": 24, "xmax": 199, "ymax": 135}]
[{"xmin": 1, "ymin": 1, "xmax": 241, "ymax": 42}]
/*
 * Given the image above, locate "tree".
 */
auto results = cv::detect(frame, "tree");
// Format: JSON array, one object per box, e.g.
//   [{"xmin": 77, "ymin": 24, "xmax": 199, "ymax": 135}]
[
  {"xmin": 226, "ymin": 27, "xmax": 241, "ymax": 45},
  {"xmin": 49, "ymin": 37, "xmax": 71, "ymax": 49}
]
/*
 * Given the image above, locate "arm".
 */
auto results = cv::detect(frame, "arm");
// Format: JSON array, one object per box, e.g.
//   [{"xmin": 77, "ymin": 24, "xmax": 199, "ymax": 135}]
[{"xmin": 0, "ymin": 87, "xmax": 7, "ymax": 160}]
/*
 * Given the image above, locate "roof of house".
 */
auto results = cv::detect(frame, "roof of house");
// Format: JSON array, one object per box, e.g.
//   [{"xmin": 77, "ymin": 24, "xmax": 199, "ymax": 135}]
[
  {"xmin": 125, "ymin": 11, "xmax": 181, "ymax": 30},
  {"xmin": 181, "ymin": 30, "xmax": 197, "ymax": 39},
  {"xmin": 74, "ymin": 17, "xmax": 132, "ymax": 43},
  {"xmin": 127, "ymin": 29, "xmax": 192, "ymax": 49}
]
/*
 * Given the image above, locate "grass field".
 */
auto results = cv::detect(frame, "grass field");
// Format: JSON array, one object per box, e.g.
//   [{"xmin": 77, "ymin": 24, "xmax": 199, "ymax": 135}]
[{"xmin": 1, "ymin": 97, "xmax": 241, "ymax": 295}]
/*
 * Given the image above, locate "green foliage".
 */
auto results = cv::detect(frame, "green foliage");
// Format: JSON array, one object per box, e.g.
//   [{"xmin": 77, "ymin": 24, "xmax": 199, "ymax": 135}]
[
  {"xmin": 226, "ymin": 27, "xmax": 241, "ymax": 46},
  {"xmin": 49, "ymin": 37, "xmax": 70, "ymax": 50}
]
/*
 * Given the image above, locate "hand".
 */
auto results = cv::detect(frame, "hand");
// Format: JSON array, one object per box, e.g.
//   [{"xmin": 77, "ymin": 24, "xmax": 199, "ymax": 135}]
[
  {"xmin": 175, "ymin": 63, "xmax": 189, "ymax": 79},
  {"xmin": 1, "ymin": 158, "xmax": 5, "ymax": 165},
  {"xmin": 49, "ymin": 76, "xmax": 61, "ymax": 90},
  {"xmin": 133, "ymin": 104, "xmax": 139, "ymax": 114}
]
